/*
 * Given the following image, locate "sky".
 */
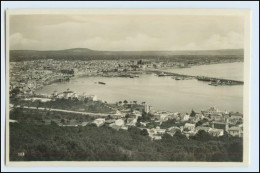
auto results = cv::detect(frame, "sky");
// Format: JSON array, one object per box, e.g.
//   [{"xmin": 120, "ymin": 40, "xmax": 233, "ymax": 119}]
[{"xmin": 9, "ymin": 15, "xmax": 244, "ymax": 51}]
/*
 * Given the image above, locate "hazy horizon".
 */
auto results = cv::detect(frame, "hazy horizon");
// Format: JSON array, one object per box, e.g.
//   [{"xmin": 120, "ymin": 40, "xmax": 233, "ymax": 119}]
[
  {"xmin": 10, "ymin": 47, "xmax": 244, "ymax": 52},
  {"xmin": 10, "ymin": 15, "xmax": 244, "ymax": 51}
]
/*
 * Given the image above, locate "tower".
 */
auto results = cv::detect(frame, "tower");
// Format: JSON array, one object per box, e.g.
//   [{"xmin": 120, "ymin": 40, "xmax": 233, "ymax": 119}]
[
  {"xmin": 225, "ymin": 118, "xmax": 229, "ymax": 131},
  {"xmin": 144, "ymin": 103, "xmax": 150, "ymax": 114},
  {"xmin": 53, "ymin": 90, "xmax": 58, "ymax": 97},
  {"xmin": 211, "ymin": 123, "xmax": 215, "ymax": 129}
]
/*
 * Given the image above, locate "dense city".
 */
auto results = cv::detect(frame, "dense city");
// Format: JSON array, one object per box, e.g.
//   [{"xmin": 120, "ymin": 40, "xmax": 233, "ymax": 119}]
[{"xmin": 10, "ymin": 56, "xmax": 243, "ymax": 96}]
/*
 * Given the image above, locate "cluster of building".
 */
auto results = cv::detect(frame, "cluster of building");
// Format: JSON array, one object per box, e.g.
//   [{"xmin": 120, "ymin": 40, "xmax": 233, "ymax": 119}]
[
  {"xmin": 9, "ymin": 59, "xmax": 208, "ymax": 97},
  {"xmin": 138, "ymin": 106, "xmax": 243, "ymax": 140},
  {"xmin": 14, "ymin": 84, "xmax": 243, "ymax": 141},
  {"xmin": 10, "ymin": 58, "xmax": 243, "ymax": 98},
  {"xmin": 51, "ymin": 89, "xmax": 98, "ymax": 102},
  {"xmin": 43, "ymin": 89, "xmax": 243, "ymax": 140},
  {"xmin": 60, "ymin": 103, "xmax": 243, "ymax": 141},
  {"xmin": 21, "ymin": 87, "xmax": 243, "ymax": 141},
  {"xmin": 10, "ymin": 60, "xmax": 74, "ymax": 96}
]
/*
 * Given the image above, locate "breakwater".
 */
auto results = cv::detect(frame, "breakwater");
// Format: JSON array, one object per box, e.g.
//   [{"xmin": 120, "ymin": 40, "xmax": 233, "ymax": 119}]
[{"xmin": 152, "ymin": 70, "xmax": 244, "ymax": 86}]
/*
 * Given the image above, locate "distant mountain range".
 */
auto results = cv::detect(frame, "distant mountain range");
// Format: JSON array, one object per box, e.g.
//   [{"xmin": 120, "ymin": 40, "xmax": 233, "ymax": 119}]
[{"xmin": 10, "ymin": 48, "xmax": 244, "ymax": 56}]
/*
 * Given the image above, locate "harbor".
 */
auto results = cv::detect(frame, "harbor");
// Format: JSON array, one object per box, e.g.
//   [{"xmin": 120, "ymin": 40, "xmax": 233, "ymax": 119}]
[{"xmin": 152, "ymin": 70, "xmax": 244, "ymax": 86}]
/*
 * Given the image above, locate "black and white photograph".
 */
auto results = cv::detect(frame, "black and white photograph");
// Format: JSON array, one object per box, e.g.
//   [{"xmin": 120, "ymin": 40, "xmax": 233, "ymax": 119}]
[{"xmin": 3, "ymin": 8, "xmax": 254, "ymax": 167}]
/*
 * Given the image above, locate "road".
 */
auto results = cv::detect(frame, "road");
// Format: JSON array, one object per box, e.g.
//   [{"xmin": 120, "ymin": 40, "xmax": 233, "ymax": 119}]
[{"xmin": 10, "ymin": 105, "xmax": 116, "ymax": 116}]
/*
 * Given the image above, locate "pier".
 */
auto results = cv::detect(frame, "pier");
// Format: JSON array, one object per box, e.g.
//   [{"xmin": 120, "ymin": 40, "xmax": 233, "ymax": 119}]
[{"xmin": 151, "ymin": 70, "xmax": 244, "ymax": 86}]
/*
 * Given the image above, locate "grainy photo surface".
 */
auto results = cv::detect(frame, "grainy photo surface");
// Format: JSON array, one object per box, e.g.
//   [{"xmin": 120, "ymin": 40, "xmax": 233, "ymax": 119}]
[{"xmin": 5, "ymin": 9, "xmax": 250, "ymax": 166}]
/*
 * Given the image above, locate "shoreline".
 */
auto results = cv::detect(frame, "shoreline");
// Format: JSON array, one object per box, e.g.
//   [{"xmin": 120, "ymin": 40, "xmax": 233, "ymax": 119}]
[
  {"xmin": 29, "ymin": 60, "xmax": 244, "ymax": 94},
  {"xmin": 29, "ymin": 61, "xmax": 243, "ymax": 113},
  {"xmin": 72, "ymin": 61, "xmax": 244, "ymax": 79}
]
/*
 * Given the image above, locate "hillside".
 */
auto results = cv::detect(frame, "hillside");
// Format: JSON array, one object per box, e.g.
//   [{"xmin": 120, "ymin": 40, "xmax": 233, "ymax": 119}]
[{"xmin": 9, "ymin": 48, "xmax": 244, "ymax": 61}]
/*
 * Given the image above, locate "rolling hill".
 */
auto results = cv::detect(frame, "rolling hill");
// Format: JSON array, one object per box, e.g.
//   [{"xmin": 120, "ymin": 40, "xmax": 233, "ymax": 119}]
[{"xmin": 9, "ymin": 48, "xmax": 244, "ymax": 61}]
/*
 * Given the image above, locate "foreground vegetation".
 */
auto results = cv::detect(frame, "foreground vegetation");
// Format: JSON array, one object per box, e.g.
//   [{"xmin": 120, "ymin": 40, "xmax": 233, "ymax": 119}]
[
  {"xmin": 10, "ymin": 109, "xmax": 243, "ymax": 162},
  {"xmin": 10, "ymin": 108, "xmax": 98, "ymax": 126}
]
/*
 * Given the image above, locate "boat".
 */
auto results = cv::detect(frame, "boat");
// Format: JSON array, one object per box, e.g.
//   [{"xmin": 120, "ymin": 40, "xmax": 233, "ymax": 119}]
[
  {"xmin": 98, "ymin": 82, "xmax": 106, "ymax": 85},
  {"xmin": 197, "ymin": 76, "xmax": 211, "ymax": 82},
  {"xmin": 208, "ymin": 82, "xmax": 218, "ymax": 86},
  {"xmin": 158, "ymin": 72, "xmax": 165, "ymax": 76},
  {"xmin": 158, "ymin": 72, "xmax": 170, "ymax": 77}
]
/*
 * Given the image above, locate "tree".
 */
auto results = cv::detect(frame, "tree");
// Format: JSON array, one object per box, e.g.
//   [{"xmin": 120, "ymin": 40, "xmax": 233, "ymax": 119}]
[
  {"xmin": 10, "ymin": 87, "xmax": 21, "ymax": 97},
  {"xmin": 219, "ymin": 131, "xmax": 230, "ymax": 141},
  {"xmin": 136, "ymin": 122, "xmax": 141, "ymax": 127},
  {"xmin": 174, "ymin": 130, "xmax": 186, "ymax": 139},
  {"xmin": 192, "ymin": 130, "xmax": 212, "ymax": 141},
  {"xmin": 50, "ymin": 121, "xmax": 58, "ymax": 126},
  {"xmin": 137, "ymin": 60, "xmax": 143, "ymax": 65},
  {"xmin": 227, "ymin": 140, "xmax": 243, "ymax": 161},
  {"xmin": 60, "ymin": 119, "xmax": 66, "ymax": 124},
  {"xmin": 195, "ymin": 121, "xmax": 203, "ymax": 127},
  {"xmin": 125, "ymin": 114, "xmax": 131, "ymax": 119},
  {"xmin": 128, "ymin": 126, "xmax": 141, "ymax": 135},
  {"xmin": 88, "ymin": 123, "xmax": 97, "ymax": 127},
  {"xmin": 137, "ymin": 116, "xmax": 142, "ymax": 123},
  {"xmin": 35, "ymin": 100, "xmax": 42, "ymax": 109},
  {"xmin": 106, "ymin": 115, "xmax": 112, "ymax": 120},
  {"xmin": 161, "ymin": 119, "xmax": 176, "ymax": 129},
  {"xmin": 140, "ymin": 129, "xmax": 149, "ymax": 136},
  {"xmin": 141, "ymin": 111, "xmax": 151, "ymax": 121},
  {"xmin": 162, "ymin": 133, "xmax": 173, "ymax": 141},
  {"xmin": 190, "ymin": 109, "xmax": 196, "ymax": 117}
]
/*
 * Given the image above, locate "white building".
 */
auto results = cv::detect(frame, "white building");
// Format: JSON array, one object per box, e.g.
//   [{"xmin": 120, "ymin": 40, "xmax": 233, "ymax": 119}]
[
  {"xmin": 208, "ymin": 128, "xmax": 224, "ymax": 137},
  {"xmin": 168, "ymin": 112, "xmax": 180, "ymax": 119},
  {"xmin": 114, "ymin": 119, "xmax": 125, "ymax": 126},
  {"xmin": 86, "ymin": 95, "xmax": 98, "ymax": 101},
  {"xmin": 228, "ymin": 126, "xmax": 243, "ymax": 137},
  {"xmin": 71, "ymin": 93, "xmax": 78, "ymax": 99},
  {"xmin": 181, "ymin": 113, "xmax": 190, "ymax": 121},
  {"xmin": 133, "ymin": 110, "xmax": 142, "ymax": 118},
  {"xmin": 109, "ymin": 123, "xmax": 121, "ymax": 131},
  {"xmin": 195, "ymin": 126, "xmax": 212, "ymax": 133},
  {"xmin": 195, "ymin": 113, "xmax": 204, "ymax": 120},
  {"xmin": 150, "ymin": 126, "xmax": 166, "ymax": 135},
  {"xmin": 211, "ymin": 113, "xmax": 223, "ymax": 121},
  {"xmin": 167, "ymin": 127, "xmax": 181, "ymax": 136},
  {"xmin": 93, "ymin": 118, "xmax": 106, "ymax": 127},
  {"xmin": 203, "ymin": 106, "xmax": 222, "ymax": 116},
  {"xmin": 126, "ymin": 118, "xmax": 137, "ymax": 126},
  {"xmin": 184, "ymin": 123, "xmax": 196, "ymax": 132},
  {"xmin": 52, "ymin": 90, "xmax": 58, "ymax": 97},
  {"xmin": 63, "ymin": 90, "xmax": 74, "ymax": 99},
  {"xmin": 113, "ymin": 110, "xmax": 125, "ymax": 118},
  {"xmin": 121, "ymin": 126, "xmax": 128, "ymax": 130},
  {"xmin": 153, "ymin": 111, "xmax": 172, "ymax": 122},
  {"xmin": 78, "ymin": 92, "xmax": 97, "ymax": 101},
  {"xmin": 140, "ymin": 122, "xmax": 147, "ymax": 127},
  {"xmin": 142, "ymin": 103, "xmax": 151, "ymax": 113}
]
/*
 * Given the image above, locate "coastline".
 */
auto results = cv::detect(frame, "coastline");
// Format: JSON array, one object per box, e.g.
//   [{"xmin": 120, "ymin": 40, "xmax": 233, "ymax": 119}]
[{"xmin": 19, "ymin": 60, "xmax": 243, "ymax": 114}]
